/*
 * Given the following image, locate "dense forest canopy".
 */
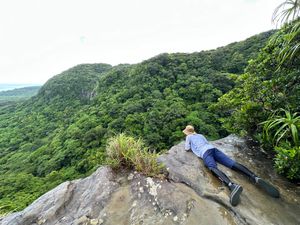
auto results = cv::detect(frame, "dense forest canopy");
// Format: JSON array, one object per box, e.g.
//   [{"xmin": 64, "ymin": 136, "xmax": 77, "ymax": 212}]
[{"xmin": 0, "ymin": 31, "xmax": 274, "ymax": 215}]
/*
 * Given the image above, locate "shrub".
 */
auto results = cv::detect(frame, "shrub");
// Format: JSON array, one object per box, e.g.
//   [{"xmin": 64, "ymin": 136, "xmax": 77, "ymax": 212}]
[
  {"xmin": 106, "ymin": 133, "xmax": 164, "ymax": 177},
  {"xmin": 261, "ymin": 108, "xmax": 300, "ymax": 147},
  {"xmin": 274, "ymin": 146, "xmax": 300, "ymax": 180}
]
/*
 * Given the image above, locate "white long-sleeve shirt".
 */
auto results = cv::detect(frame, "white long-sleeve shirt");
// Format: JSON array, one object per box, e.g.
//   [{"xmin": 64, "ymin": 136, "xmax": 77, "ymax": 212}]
[{"xmin": 185, "ymin": 133, "xmax": 214, "ymax": 158}]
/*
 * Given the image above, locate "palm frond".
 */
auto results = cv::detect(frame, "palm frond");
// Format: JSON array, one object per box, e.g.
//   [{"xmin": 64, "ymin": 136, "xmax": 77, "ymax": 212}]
[
  {"xmin": 276, "ymin": 129, "xmax": 288, "ymax": 145},
  {"xmin": 272, "ymin": 0, "xmax": 300, "ymax": 26},
  {"xmin": 291, "ymin": 124, "xmax": 299, "ymax": 146},
  {"xmin": 262, "ymin": 108, "xmax": 300, "ymax": 147}
]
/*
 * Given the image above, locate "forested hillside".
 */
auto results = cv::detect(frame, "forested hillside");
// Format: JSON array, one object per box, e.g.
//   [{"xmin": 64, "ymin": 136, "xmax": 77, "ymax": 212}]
[{"xmin": 0, "ymin": 31, "xmax": 274, "ymax": 214}]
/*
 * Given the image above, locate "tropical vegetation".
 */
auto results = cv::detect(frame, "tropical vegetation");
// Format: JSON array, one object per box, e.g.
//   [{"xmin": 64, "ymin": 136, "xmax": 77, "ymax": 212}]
[{"xmin": 214, "ymin": 0, "xmax": 300, "ymax": 180}]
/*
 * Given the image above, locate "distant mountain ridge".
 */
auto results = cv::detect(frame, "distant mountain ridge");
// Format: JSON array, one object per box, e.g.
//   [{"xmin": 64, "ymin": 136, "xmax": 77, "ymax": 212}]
[
  {"xmin": 0, "ymin": 86, "xmax": 41, "ymax": 95},
  {"xmin": 0, "ymin": 84, "xmax": 41, "ymax": 92},
  {"xmin": 0, "ymin": 86, "xmax": 41, "ymax": 103}
]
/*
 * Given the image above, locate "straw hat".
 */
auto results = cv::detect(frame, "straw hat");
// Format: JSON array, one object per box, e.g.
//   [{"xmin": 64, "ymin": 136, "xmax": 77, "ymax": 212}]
[{"xmin": 182, "ymin": 125, "xmax": 196, "ymax": 135}]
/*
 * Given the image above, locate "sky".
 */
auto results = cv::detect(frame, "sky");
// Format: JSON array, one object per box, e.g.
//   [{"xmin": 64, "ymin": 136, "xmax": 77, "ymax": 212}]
[{"xmin": 0, "ymin": 0, "xmax": 283, "ymax": 84}]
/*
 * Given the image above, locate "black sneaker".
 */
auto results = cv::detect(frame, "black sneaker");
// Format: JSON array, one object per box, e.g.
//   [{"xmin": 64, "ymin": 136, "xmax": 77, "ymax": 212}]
[
  {"xmin": 229, "ymin": 184, "xmax": 243, "ymax": 206},
  {"xmin": 255, "ymin": 177, "xmax": 280, "ymax": 198}
]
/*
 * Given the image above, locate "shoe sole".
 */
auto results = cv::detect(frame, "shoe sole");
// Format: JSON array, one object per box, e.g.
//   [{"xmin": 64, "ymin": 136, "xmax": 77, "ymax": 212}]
[
  {"xmin": 257, "ymin": 178, "xmax": 280, "ymax": 198},
  {"xmin": 230, "ymin": 185, "xmax": 243, "ymax": 206}
]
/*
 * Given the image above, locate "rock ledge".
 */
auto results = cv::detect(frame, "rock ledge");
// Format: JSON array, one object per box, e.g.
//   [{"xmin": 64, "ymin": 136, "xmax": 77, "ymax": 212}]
[{"xmin": 1, "ymin": 135, "xmax": 299, "ymax": 225}]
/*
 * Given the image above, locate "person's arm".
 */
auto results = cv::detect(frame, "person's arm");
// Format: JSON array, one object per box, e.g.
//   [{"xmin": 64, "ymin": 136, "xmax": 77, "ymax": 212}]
[{"xmin": 185, "ymin": 135, "xmax": 191, "ymax": 151}]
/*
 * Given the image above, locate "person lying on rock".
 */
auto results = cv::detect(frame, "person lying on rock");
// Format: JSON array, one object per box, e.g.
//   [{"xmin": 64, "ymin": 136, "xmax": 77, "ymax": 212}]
[{"xmin": 183, "ymin": 125, "xmax": 280, "ymax": 206}]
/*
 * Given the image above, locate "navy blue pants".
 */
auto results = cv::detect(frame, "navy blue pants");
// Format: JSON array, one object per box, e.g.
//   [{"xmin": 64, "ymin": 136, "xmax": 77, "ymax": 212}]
[{"xmin": 203, "ymin": 148, "xmax": 235, "ymax": 169}]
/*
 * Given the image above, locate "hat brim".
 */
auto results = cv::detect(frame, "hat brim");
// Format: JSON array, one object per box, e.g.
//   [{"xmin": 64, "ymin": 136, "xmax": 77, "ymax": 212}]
[{"xmin": 183, "ymin": 129, "xmax": 196, "ymax": 135}]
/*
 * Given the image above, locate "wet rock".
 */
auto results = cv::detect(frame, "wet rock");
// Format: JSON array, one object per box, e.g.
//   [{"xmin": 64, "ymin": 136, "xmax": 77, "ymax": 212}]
[
  {"xmin": 158, "ymin": 134, "xmax": 300, "ymax": 225},
  {"xmin": 1, "ymin": 135, "xmax": 299, "ymax": 225}
]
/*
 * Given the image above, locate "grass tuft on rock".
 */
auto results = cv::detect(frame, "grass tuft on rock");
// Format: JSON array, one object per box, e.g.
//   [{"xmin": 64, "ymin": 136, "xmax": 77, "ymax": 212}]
[{"xmin": 106, "ymin": 133, "xmax": 165, "ymax": 177}]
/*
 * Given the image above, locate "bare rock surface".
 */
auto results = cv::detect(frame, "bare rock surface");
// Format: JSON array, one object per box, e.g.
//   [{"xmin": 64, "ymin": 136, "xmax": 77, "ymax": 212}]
[{"xmin": 1, "ymin": 135, "xmax": 300, "ymax": 225}]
